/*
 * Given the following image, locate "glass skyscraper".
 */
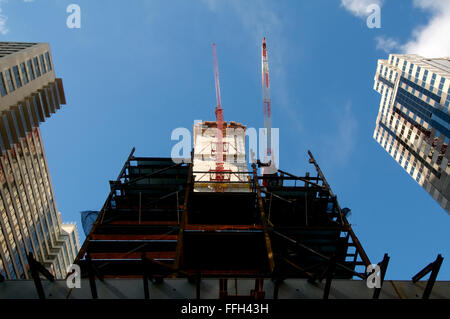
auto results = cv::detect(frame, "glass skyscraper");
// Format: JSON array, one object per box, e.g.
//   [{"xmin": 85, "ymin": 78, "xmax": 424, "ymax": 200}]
[
  {"xmin": 373, "ymin": 54, "xmax": 450, "ymax": 214},
  {"xmin": 0, "ymin": 42, "xmax": 79, "ymax": 279}
]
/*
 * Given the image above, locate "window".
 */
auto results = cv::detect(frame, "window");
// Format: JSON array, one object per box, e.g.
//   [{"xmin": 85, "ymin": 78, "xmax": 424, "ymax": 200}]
[
  {"xmin": 439, "ymin": 78, "xmax": 445, "ymax": 91},
  {"xmin": 27, "ymin": 60, "xmax": 35, "ymax": 80},
  {"xmin": 12, "ymin": 66, "xmax": 22, "ymax": 88},
  {"xmin": 5, "ymin": 69, "xmax": 15, "ymax": 92},
  {"xmin": 33, "ymin": 57, "xmax": 41, "ymax": 77},
  {"xmin": 20, "ymin": 62, "xmax": 29, "ymax": 84},
  {"xmin": 416, "ymin": 172, "xmax": 421, "ymax": 182},
  {"xmin": 39, "ymin": 54, "xmax": 47, "ymax": 74},
  {"xmin": 0, "ymin": 72, "xmax": 7, "ymax": 97},
  {"xmin": 45, "ymin": 52, "xmax": 52, "ymax": 71},
  {"xmin": 71, "ymin": 232, "xmax": 77, "ymax": 248},
  {"xmin": 431, "ymin": 73, "xmax": 436, "ymax": 87}
]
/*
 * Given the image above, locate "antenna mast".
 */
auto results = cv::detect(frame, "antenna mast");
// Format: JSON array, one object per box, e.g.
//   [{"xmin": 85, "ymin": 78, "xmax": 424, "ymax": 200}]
[{"xmin": 262, "ymin": 37, "xmax": 273, "ymax": 165}]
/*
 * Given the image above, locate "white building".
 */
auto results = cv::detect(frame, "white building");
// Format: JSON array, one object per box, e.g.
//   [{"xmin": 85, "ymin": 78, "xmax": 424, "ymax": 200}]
[{"xmin": 192, "ymin": 121, "xmax": 251, "ymax": 192}]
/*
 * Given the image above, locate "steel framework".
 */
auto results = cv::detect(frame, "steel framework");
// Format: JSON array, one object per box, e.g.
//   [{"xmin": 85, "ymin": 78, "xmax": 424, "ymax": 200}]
[{"xmin": 73, "ymin": 148, "xmax": 374, "ymax": 298}]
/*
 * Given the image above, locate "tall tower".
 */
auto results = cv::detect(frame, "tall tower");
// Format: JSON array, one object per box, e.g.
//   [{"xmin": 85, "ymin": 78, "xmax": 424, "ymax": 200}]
[
  {"xmin": 373, "ymin": 54, "xmax": 450, "ymax": 214},
  {"xmin": 192, "ymin": 44, "xmax": 251, "ymax": 193},
  {"xmin": 0, "ymin": 42, "xmax": 79, "ymax": 279}
]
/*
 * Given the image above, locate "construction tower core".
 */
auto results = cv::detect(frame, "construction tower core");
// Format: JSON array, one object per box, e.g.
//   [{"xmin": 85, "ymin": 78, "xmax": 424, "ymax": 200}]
[{"xmin": 193, "ymin": 120, "xmax": 250, "ymax": 193}]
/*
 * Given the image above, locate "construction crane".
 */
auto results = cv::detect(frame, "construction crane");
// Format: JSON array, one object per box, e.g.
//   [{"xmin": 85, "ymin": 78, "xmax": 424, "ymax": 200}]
[
  {"xmin": 261, "ymin": 37, "xmax": 276, "ymax": 184},
  {"xmin": 262, "ymin": 37, "xmax": 272, "ymax": 160},
  {"xmin": 211, "ymin": 43, "xmax": 228, "ymax": 186}
]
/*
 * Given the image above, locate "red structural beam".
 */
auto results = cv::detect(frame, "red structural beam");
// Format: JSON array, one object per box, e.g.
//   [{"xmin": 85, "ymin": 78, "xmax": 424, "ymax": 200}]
[
  {"xmin": 108, "ymin": 221, "xmax": 179, "ymax": 225},
  {"xmin": 89, "ymin": 252, "xmax": 176, "ymax": 260},
  {"xmin": 90, "ymin": 234, "xmax": 178, "ymax": 241}
]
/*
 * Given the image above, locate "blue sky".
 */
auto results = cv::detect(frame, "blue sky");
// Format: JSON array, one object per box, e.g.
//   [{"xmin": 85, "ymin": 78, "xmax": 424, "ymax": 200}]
[{"xmin": 0, "ymin": 0, "xmax": 449, "ymax": 280}]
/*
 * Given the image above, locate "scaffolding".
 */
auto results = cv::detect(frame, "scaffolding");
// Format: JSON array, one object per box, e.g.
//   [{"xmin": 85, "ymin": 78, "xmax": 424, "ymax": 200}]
[{"xmin": 68, "ymin": 148, "xmax": 378, "ymax": 298}]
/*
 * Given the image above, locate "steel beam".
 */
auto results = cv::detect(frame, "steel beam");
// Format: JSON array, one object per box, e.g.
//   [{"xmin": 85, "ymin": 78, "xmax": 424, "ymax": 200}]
[
  {"xmin": 323, "ymin": 256, "xmax": 336, "ymax": 299},
  {"xmin": 252, "ymin": 163, "xmax": 275, "ymax": 274},
  {"xmin": 219, "ymin": 278, "xmax": 228, "ymax": 299},
  {"xmin": 74, "ymin": 147, "xmax": 136, "ymax": 265},
  {"xmin": 373, "ymin": 253, "xmax": 390, "ymax": 299},
  {"xmin": 27, "ymin": 252, "xmax": 54, "ymax": 300},
  {"xmin": 174, "ymin": 163, "xmax": 193, "ymax": 273},
  {"xmin": 86, "ymin": 253, "xmax": 99, "ymax": 299},
  {"xmin": 142, "ymin": 255, "xmax": 150, "ymax": 299},
  {"xmin": 412, "ymin": 254, "xmax": 444, "ymax": 299},
  {"xmin": 273, "ymin": 230, "xmax": 366, "ymax": 280},
  {"xmin": 307, "ymin": 150, "xmax": 371, "ymax": 267}
]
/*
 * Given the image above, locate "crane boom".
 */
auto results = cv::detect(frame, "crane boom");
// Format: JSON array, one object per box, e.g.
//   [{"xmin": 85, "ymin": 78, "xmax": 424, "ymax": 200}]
[{"xmin": 213, "ymin": 43, "xmax": 225, "ymax": 180}]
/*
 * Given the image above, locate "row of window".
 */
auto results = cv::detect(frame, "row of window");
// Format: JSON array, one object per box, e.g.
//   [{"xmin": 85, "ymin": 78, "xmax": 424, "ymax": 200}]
[
  {"xmin": 401, "ymin": 76, "xmax": 441, "ymax": 104},
  {"xmin": 379, "ymin": 122, "xmax": 441, "ymax": 179},
  {"xmin": 0, "ymin": 52, "xmax": 52, "ymax": 97},
  {"xmin": 0, "ymin": 131, "xmax": 64, "ymax": 279},
  {"xmin": 391, "ymin": 56, "xmax": 448, "ymax": 95}
]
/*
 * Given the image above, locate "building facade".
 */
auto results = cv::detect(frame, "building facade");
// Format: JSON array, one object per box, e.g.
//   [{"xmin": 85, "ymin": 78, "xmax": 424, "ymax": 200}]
[
  {"xmin": 0, "ymin": 42, "xmax": 79, "ymax": 279},
  {"xmin": 192, "ymin": 120, "xmax": 250, "ymax": 192},
  {"xmin": 57, "ymin": 217, "xmax": 80, "ymax": 279},
  {"xmin": 373, "ymin": 54, "xmax": 450, "ymax": 214}
]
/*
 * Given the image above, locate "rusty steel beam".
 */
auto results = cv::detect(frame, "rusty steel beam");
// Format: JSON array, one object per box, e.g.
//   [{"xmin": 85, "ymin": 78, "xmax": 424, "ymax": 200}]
[
  {"xmin": 252, "ymin": 163, "xmax": 275, "ymax": 274},
  {"xmin": 373, "ymin": 253, "xmax": 390, "ymax": 299},
  {"xmin": 277, "ymin": 168, "xmax": 327, "ymax": 189},
  {"xmin": 282, "ymin": 257, "xmax": 315, "ymax": 281},
  {"xmin": 86, "ymin": 253, "xmax": 99, "ymax": 299},
  {"xmin": 174, "ymin": 163, "xmax": 193, "ymax": 273},
  {"xmin": 119, "ymin": 162, "xmax": 185, "ymax": 187},
  {"xmin": 307, "ymin": 150, "xmax": 371, "ymax": 267},
  {"xmin": 185, "ymin": 225, "xmax": 263, "ymax": 231},
  {"xmin": 273, "ymin": 230, "xmax": 366, "ymax": 280},
  {"xmin": 412, "ymin": 254, "xmax": 444, "ymax": 299},
  {"xmin": 90, "ymin": 234, "xmax": 178, "ymax": 241},
  {"xmin": 27, "ymin": 252, "xmax": 54, "ymax": 300},
  {"xmin": 323, "ymin": 256, "xmax": 336, "ymax": 300},
  {"xmin": 89, "ymin": 252, "xmax": 176, "ymax": 260},
  {"xmin": 219, "ymin": 278, "xmax": 228, "ymax": 298},
  {"xmin": 74, "ymin": 147, "xmax": 136, "ymax": 265},
  {"xmin": 107, "ymin": 220, "xmax": 179, "ymax": 225}
]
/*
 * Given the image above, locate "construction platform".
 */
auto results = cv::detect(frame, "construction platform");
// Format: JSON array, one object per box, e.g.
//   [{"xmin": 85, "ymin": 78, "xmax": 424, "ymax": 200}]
[
  {"xmin": 9, "ymin": 148, "xmax": 446, "ymax": 299},
  {"xmin": 74, "ymin": 148, "xmax": 370, "ymax": 280}
]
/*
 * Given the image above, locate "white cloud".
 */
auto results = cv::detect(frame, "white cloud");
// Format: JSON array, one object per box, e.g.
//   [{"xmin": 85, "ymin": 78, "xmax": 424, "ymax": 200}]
[
  {"xmin": 375, "ymin": 36, "xmax": 400, "ymax": 53},
  {"xmin": 402, "ymin": 0, "xmax": 450, "ymax": 57},
  {"xmin": 374, "ymin": 1, "xmax": 450, "ymax": 57},
  {"xmin": 0, "ymin": 7, "xmax": 8, "ymax": 35},
  {"xmin": 202, "ymin": 0, "xmax": 218, "ymax": 12},
  {"xmin": 329, "ymin": 102, "xmax": 358, "ymax": 164},
  {"xmin": 0, "ymin": 0, "xmax": 35, "ymax": 36},
  {"xmin": 341, "ymin": 0, "xmax": 383, "ymax": 18}
]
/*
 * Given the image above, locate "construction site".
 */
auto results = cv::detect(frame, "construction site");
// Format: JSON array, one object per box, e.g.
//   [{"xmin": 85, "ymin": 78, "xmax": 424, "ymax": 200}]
[{"xmin": 1, "ymin": 38, "xmax": 448, "ymax": 300}]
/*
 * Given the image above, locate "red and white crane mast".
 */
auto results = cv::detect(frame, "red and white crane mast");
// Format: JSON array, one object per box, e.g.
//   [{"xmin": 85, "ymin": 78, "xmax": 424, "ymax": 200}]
[
  {"xmin": 212, "ymin": 43, "xmax": 225, "ymax": 181},
  {"xmin": 262, "ymin": 37, "xmax": 274, "ymax": 170}
]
